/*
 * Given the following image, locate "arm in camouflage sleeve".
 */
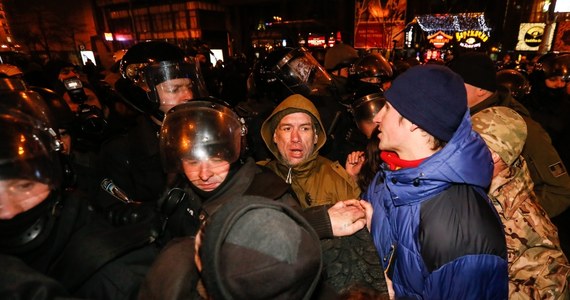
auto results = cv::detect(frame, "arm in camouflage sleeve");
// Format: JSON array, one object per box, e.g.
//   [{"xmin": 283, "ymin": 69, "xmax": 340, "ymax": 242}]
[
  {"xmin": 521, "ymin": 116, "xmax": 570, "ymax": 218},
  {"xmin": 501, "ymin": 194, "xmax": 570, "ymax": 299},
  {"xmin": 490, "ymin": 158, "xmax": 570, "ymax": 300}
]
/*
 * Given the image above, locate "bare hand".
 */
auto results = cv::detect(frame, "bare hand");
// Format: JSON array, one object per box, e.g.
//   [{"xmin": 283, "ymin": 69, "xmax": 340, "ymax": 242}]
[
  {"xmin": 359, "ymin": 200, "xmax": 374, "ymax": 231},
  {"xmin": 328, "ymin": 199, "xmax": 366, "ymax": 237},
  {"xmin": 345, "ymin": 151, "xmax": 365, "ymax": 180}
]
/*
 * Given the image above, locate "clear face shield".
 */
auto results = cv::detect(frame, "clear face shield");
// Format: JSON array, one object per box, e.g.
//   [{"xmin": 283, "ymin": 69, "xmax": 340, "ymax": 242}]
[
  {"xmin": 274, "ymin": 48, "xmax": 333, "ymax": 96},
  {"xmin": 538, "ymin": 54, "xmax": 570, "ymax": 84},
  {"xmin": 123, "ymin": 62, "xmax": 150, "ymax": 91},
  {"xmin": 350, "ymin": 93, "xmax": 386, "ymax": 123},
  {"xmin": 0, "ymin": 111, "xmax": 62, "ymax": 190},
  {"xmin": 496, "ymin": 70, "xmax": 531, "ymax": 99},
  {"xmin": 0, "ymin": 79, "xmax": 63, "ymax": 153},
  {"xmin": 350, "ymin": 54, "xmax": 394, "ymax": 85},
  {"xmin": 159, "ymin": 101, "xmax": 247, "ymax": 173},
  {"xmin": 145, "ymin": 58, "xmax": 209, "ymax": 105}
]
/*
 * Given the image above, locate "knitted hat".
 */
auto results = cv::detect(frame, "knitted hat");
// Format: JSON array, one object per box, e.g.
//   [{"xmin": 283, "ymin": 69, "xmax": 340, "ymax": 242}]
[
  {"xmin": 447, "ymin": 52, "xmax": 498, "ymax": 92},
  {"xmin": 384, "ymin": 64, "xmax": 467, "ymax": 142},
  {"xmin": 471, "ymin": 106, "xmax": 527, "ymax": 166},
  {"xmin": 200, "ymin": 195, "xmax": 322, "ymax": 300}
]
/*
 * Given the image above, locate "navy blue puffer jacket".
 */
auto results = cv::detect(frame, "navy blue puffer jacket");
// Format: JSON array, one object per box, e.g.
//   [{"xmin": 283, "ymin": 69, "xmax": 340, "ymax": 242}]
[{"xmin": 365, "ymin": 111, "xmax": 508, "ymax": 299}]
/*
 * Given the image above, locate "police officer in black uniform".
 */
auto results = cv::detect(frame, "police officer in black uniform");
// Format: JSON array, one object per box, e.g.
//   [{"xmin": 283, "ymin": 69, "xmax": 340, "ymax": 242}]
[
  {"xmin": 0, "ymin": 82, "xmax": 158, "ymax": 299},
  {"xmin": 341, "ymin": 53, "xmax": 393, "ymax": 161},
  {"xmin": 95, "ymin": 41, "xmax": 208, "ymax": 224},
  {"xmin": 526, "ymin": 54, "xmax": 570, "ymax": 169},
  {"xmin": 156, "ymin": 99, "xmax": 387, "ymax": 295}
]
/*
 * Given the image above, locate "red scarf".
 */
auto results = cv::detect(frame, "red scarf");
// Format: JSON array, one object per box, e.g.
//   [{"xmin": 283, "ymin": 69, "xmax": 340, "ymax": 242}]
[{"xmin": 380, "ymin": 151, "xmax": 425, "ymax": 171}]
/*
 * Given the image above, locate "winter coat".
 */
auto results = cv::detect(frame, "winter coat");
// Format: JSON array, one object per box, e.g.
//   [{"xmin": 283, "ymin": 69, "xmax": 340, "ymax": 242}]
[
  {"xmin": 489, "ymin": 157, "xmax": 570, "ymax": 300},
  {"xmin": 96, "ymin": 115, "xmax": 166, "ymax": 209},
  {"xmin": 364, "ymin": 111, "xmax": 509, "ymax": 299},
  {"xmin": 259, "ymin": 94, "xmax": 386, "ymax": 294},
  {"xmin": 0, "ymin": 190, "xmax": 158, "ymax": 299},
  {"xmin": 259, "ymin": 94, "xmax": 360, "ymax": 208},
  {"xmin": 470, "ymin": 87, "xmax": 570, "ymax": 218},
  {"xmin": 161, "ymin": 157, "xmax": 334, "ymax": 239}
]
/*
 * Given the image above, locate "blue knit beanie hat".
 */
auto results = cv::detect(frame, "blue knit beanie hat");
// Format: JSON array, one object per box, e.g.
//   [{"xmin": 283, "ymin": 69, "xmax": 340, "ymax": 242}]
[{"xmin": 384, "ymin": 64, "xmax": 467, "ymax": 142}]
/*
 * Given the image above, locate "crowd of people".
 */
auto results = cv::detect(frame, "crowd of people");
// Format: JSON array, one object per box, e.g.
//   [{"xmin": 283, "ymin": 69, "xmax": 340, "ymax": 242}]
[{"xmin": 1, "ymin": 40, "xmax": 570, "ymax": 299}]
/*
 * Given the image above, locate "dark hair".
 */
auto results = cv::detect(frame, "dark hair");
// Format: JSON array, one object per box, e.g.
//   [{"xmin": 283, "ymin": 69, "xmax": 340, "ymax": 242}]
[
  {"xmin": 431, "ymin": 136, "xmax": 447, "ymax": 151},
  {"xmin": 357, "ymin": 129, "xmax": 381, "ymax": 191}
]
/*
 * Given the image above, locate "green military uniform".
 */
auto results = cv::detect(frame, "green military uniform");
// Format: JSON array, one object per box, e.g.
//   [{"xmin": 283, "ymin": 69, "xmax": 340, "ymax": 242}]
[
  {"xmin": 473, "ymin": 107, "xmax": 570, "ymax": 300},
  {"xmin": 471, "ymin": 87, "xmax": 570, "ymax": 218}
]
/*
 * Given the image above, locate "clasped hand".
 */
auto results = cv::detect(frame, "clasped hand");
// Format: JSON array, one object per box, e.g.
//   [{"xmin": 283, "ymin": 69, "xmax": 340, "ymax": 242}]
[{"xmin": 328, "ymin": 199, "xmax": 373, "ymax": 237}]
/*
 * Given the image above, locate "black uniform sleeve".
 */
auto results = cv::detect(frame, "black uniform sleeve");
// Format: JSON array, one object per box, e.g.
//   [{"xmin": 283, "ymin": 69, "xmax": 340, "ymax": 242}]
[{"xmin": 0, "ymin": 254, "xmax": 74, "ymax": 299}]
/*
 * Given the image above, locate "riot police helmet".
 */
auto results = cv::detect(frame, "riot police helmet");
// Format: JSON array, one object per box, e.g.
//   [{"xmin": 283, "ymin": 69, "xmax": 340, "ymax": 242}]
[
  {"xmin": 496, "ymin": 69, "xmax": 531, "ymax": 99},
  {"xmin": 144, "ymin": 59, "xmax": 209, "ymax": 105},
  {"xmin": 249, "ymin": 48, "xmax": 293, "ymax": 101},
  {"xmin": 0, "ymin": 77, "xmax": 60, "ymax": 135},
  {"xmin": 258, "ymin": 47, "xmax": 334, "ymax": 97},
  {"xmin": 118, "ymin": 41, "xmax": 208, "ymax": 120},
  {"xmin": 159, "ymin": 99, "xmax": 247, "ymax": 173},
  {"xmin": 0, "ymin": 107, "xmax": 62, "ymax": 190},
  {"xmin": 539, "ymin": 53, "xmax": 570, "ymax": 81},
  {"xmin": 120, "ymin": 41, "xmax": 186, "ymax": 84},
  {"xmin": 350, "ymin": 85, "xmax": 386, "ymax": 123},
  {"xmin": 349, "ymin": 53, "xmax": 394, "ymax": 85},
  {"xmin": 324, "ymin": 43, "xmax": 359, "ymax": 72}
]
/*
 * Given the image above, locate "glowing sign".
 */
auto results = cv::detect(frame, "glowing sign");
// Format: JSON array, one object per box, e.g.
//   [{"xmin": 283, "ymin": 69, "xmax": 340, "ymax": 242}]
[
  {"xmin": 427, "ymin": 31, "xmax": 452, "ymax": 48},
  {"xmin": 308, "ymin": 35, "xmax": 326, "ymax": 47},
  {"xmin": 516, "ymin": 23, "xmax": 554, "ymax": 51},
  {"xmin": 455, "ymin": 30, "xmax": 489, "ymax": 49}
]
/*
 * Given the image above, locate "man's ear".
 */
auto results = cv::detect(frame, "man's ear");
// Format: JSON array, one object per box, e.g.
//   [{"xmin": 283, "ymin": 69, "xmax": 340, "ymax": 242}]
[
  {"xmin": 273, "ymin": 131, "xmax": 277, "ymax": 143},
  {"xmin": 409, "ymin": 123, "xmax": 419, "ymax": 132},
  {"xmin": 476, "ymin": 87, "xmax": 492, "ymax": 98},
  {"xmin": 491, "ymin": 150, "xmax": 502, "ymax": 165}
]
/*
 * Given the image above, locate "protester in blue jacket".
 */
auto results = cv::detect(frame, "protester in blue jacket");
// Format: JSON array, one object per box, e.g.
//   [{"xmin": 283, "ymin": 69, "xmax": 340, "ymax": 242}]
[{"xmin": 363, "ymin": 64, "xmax": 508, "ymax": 299}]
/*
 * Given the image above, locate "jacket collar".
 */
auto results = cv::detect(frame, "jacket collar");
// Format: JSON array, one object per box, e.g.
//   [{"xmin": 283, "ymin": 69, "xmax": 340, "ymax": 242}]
[{"xmin": 374, "ymin": 111, "xmax": 493, "ymax": 207}]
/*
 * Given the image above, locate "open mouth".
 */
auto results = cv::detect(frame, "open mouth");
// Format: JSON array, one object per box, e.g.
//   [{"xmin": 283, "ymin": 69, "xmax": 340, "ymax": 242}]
[{"xmin": 289, "ymin": 149, "xmax": 304, "ymax": 158}]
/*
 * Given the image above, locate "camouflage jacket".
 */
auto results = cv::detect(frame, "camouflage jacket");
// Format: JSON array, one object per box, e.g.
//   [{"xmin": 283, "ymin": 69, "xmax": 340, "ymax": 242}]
[
  {"xmin": 489, "ymin": 157, "xmax": 570, "ymax": 300},
  {"xmin": 471, "ymin": 88, "xmax": 570, "ymax": 218}
]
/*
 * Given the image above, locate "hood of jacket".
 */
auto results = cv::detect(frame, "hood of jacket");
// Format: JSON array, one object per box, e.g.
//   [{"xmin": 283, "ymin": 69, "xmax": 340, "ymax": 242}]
[
  {"xmin": 261, "ymin": 94, "xmax": 326, "ymax": 166},
  {"xmin": 377, "ymin": 110, "xmax": 494, "ymax": 206}
]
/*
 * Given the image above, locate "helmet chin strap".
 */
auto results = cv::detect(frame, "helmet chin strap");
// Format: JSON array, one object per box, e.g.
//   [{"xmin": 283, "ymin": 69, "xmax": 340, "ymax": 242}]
[{"xmin": 0, "ymin": 193, "xmax": 60, "ymax": 253}]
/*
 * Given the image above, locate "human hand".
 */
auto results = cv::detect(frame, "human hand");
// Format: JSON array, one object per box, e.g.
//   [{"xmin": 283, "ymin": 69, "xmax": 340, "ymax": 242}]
[
  {"xmin": 345, "ymin": 151, "xmax": 365, "ymax": 179},
  {"xmin": 328, "ymin": 199, "xmax": 366, "ymax": 237},
  {"xmin": 359, "ymin": 200, "xmax": 374, "ymax": 231}
]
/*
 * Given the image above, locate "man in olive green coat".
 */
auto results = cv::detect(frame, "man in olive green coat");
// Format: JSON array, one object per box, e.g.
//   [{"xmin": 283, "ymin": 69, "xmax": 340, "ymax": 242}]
[
  {"xmin": 259, "ymin": 93, "xmax": 386, "ymax": 294},
  {"xmin": 260, "ymin": 93, "xmax": 361, "ymax": 207}
]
